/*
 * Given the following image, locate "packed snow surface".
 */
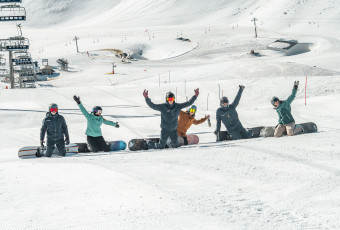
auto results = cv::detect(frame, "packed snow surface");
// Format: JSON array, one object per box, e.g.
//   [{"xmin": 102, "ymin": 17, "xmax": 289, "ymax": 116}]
[{"xmin": 0, "ymin": 0, "xmax": 339, "ymax": 229}]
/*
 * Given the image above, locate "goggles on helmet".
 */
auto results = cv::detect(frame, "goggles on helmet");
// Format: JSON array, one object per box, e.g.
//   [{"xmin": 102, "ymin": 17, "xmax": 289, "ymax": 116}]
[
  {"xmin": 189, "ymin": 108, "xmax": 196, "ymax": 113},
  {"xmin": 167, "ymin": 97, "xmax": 175, "ymax": 102},
  {"xmin": 50, "ymin": 108, "xmax": 58, "ymax": 113}
]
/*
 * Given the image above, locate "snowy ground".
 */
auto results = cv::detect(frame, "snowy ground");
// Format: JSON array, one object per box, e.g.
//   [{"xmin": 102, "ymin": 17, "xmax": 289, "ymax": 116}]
[{"xmin": 0, "ymin": 0, "xmax": 340, "ymax": 229}]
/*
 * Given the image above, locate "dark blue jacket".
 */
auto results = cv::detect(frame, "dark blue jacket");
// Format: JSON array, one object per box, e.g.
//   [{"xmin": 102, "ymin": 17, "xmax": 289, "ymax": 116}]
[
  {"xmin": 145, "ymin": 95, "xmax": 197, "ymax": 131},
  {"xmin": 215, "ymin": 88, "xmax": 244, "ymax": 132},
  {"xmin": 40, "ymin": 112, "xmax": 69, "ymax": 141}
]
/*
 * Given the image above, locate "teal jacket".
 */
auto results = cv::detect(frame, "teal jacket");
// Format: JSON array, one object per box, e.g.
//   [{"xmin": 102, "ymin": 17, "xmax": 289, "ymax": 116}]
[
  {"xmin": 275, "ymin": 88, "xmax": 297, "ymax": 125},
  {"xmin": 78, "ymin": 103, "xmax": 117, "ymax": 137}
]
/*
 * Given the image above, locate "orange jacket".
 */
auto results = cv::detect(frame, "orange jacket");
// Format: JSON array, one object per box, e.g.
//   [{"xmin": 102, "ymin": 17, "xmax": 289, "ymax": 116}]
[{"xmin": 177, "ymin": 110, "xmax": 208, "ymax": 137}]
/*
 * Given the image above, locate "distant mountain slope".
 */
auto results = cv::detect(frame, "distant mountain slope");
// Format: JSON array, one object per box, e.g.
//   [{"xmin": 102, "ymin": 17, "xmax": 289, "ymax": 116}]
[{"xmin": 20, "ymin": 0, "xmax": 340, "ymax": 33}]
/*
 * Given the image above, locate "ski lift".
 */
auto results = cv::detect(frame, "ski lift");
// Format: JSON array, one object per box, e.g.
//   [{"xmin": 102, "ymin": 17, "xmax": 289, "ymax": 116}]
[
  {"xmin": 12, "ymin": 51, "xmax": 32, "ymax": 65},
  {"xmin": 0, "ymin": 55, "xmax": 5, "ymax": 66},
  {"xmin": 0, "ymin": 0, "xmax": 22, "ymax": 3},
  {"xmin": 5, "ymin": 36, "xmax": 29, "ymax": 50},
  {"xmin": 0, "ymin": 4, "xmax": 26, "ymax": 21}
]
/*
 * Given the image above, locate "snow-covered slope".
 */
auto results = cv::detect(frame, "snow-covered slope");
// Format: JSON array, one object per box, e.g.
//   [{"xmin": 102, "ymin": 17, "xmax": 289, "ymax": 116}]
[{"xmin": 0, "ymin": 0, "xmax": 340, "ymax": 229}]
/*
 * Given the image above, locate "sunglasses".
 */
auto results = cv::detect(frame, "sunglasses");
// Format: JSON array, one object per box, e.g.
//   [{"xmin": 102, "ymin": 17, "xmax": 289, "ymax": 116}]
[
  {"xmin": 50, "ymin": 108, "xmax": 58, "ymax": 112},
  {"xmin": 189, "ymin": 108, "xmax": 196, "ymax": 113},
  {"xmin": 167, "ymin": 97, "xmax": 175, "ymax": 102}
]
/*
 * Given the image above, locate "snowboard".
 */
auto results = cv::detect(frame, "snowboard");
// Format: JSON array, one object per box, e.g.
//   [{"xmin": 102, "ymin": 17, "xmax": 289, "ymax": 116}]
[
  {"xmin": 76, "ymin": 140, "xmax": 127, "ymax": 153},
  {"xmin": 217, "ymin": 126, "xmax": 265, "ymax": 141},
  {"xmin": 259, "ymin": 122, "xmax": 317, "ymax": 137},
  {"xmin": 18, "ymin": 143, "xmax": 79, "ymax": 159},
  {"xmin": 128, "ymin": 134, "xmax": 199, "ymax": 151},
  {"xmin": 18, "ymin": 140, "xmax": 127, "ymax": 158}
]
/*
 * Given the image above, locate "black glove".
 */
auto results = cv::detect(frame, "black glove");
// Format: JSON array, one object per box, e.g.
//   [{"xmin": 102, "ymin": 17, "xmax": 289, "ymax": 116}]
[
  {"xmin": 214, "ymin": 131, "xmax": 218, "ymax": 135},
  {"xmin": 73, "ymin": 95, "xmax": 81, "ymax": 104},
  {"xmin": 40, "ymin": 139, "xmax": 45, "ymax": 147},
  {"xmin": 115, "ymin": 122, "xmax": 120, "ymax": 128},
  {"xmin": 294, "ymin": 81, "xmax": 299, "ymax": 90},
  {"xmin": 239, "ymin": 85, "xmax": 245, "ymax": 90},
  {"xmin": 65, "ymin": 137, "xmax": 70, "ymax": 145}
]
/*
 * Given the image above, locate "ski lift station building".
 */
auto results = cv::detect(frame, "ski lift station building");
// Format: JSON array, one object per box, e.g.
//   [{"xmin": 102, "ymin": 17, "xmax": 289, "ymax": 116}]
[{"xmin": 268, "ymin": 40, "xmax": 310, "ymax": 56}]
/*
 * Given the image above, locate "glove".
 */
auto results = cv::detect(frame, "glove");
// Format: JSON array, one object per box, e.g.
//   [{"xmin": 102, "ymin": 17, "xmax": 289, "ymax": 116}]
[
  {"xmin": 115, "ymin": 122, "xmax": 120, "ymax": 128},
  {"xmin": 205, "ymin": 115, "xmax": 210, "ymax": 119},
  {"xmin": 294, "ymin": 81, "xmax": 299, "ymax": 90},
  {"xmin": 239, "ymin": 85, "xmax": 245, "ymax": 90},
  {"xmin": 194, "ymin": 88, "xmax": 199, "ymax": 97},
  {"xmin": 40, "ymin": 139, "xmax": 45, "ymax": 147},
  {"xmin": 214, "ymin": 131, "xmax": 218, "ymax": 135},
  {"xmin": 65, "ymin": 137, "xmax": 70, "ymax": 145},
  {"xmin": 143, "ymin": 90, "xmax": 148, "ymax": 98},
  {"xmin": 73, "ymin": 95, "xmax": 81, "ymax": 104}
]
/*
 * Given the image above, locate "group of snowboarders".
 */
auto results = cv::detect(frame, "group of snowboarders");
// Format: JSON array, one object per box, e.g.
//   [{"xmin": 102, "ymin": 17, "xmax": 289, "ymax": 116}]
[{"xmin": 39, "ymin": 81, "xmax": 303, "ymax": 156}]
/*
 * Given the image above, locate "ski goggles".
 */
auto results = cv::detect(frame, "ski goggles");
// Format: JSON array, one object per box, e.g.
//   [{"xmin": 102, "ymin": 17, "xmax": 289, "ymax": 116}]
[
  {"xmin": 167, "ymin": 97, "xmax": 175, "ymax": 102},
  {"xmin": 50, "ymin": 108, "xmax": 58, "ymax": 113},
  {"xmin": 189, "ymin": 108, "xmax": 196, "ymax": 113},
  {"xmin": 93, "ymin": 109, "xmax": 102, "ymax": 114}
]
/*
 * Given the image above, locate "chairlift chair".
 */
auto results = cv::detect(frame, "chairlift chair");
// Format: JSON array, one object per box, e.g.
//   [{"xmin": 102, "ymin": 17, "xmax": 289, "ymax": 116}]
[
  {"xmin": 0, "ymin": 4, "xmax": 26, "ymax": 21},
  {"xmin": 0, "ymin": 0, "xmax": 22, "ymax": 3}
]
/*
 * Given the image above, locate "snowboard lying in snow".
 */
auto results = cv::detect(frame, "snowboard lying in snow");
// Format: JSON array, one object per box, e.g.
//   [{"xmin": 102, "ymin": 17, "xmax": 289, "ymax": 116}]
[
  {"xmin": 18, "ymin": 141, "xmax": 127, "ymax": 158},
  {"xmin": 128, "ymin": 134, "xmax": 199, "ymax": 151},
  {"xmin": 217, "ymin": 122, "xmax": 317, "ymax": 141}
]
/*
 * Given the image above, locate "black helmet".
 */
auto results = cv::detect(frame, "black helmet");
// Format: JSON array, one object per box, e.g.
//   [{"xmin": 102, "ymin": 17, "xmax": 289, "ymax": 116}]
[
  {"xmin": 220, "ymin": 97, "xmax": 229, "ymax": 105},
  {"xmin": 166, "ymin": 92, "xmax": 175, "ymax": 103},
  {"xmin": 271, "ymin": 96, "xmax": 279, "ymax": 106},
  {"xmin": 92, "ymin": 106, "xmax": 102, "ymax": 113}
]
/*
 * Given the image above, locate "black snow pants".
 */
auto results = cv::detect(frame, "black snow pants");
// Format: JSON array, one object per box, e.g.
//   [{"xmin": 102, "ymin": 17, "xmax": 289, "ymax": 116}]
[
  {"xmin": 158, "ymin": 129, "xmax": 178, "ymax": 149},
  {"xmin": 45, "ymin": 139, "xmax": 66, "ymax": 157},
  {"xmin": 87, "ymin": 136, "xmax": 110, "ymax": 152},
  {"xmin": 228, "ymin": 124, "xmax": 251, "ymax": 140}
]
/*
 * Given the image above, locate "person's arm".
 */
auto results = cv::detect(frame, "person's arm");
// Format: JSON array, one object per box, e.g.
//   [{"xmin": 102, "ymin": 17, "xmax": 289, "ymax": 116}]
[
  {"xmin": 78, "ymin": 103, "xmax": 91, "ymax": 119},
  {"xmin": 193, "ymin": 116, "xmax": 209, "ymax": 125},
  {"xmin": 145, "ymin": 97, "xmax": 163, "ymax": 111},
  {"xmin": 286, "ymin": 81, "xmax": 299, "ymax": 105},
  {"xmin": 40, "ymin": 119, "xmax": 47, "ymax": 141},
  {"xmin": 103, "ymin": 119, "xmax": 117, "ymax": 127},
  {"xmin": 231, "ymin": 85, "xmax": 244, "ymax": 108},
  {"xmin": 62, "ymin": 117, "xmax": 70, "ymax": 140},
  {"xmin": 215, "ymin": 111, "xmax": 221, "ymax": 133},
  {"xmin": 178, "ymin": 95, "xmax": 197, "ymax": 109}
]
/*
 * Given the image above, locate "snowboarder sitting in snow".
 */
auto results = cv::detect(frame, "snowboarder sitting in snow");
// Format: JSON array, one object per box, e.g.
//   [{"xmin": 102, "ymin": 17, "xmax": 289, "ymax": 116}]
[
  {"xmin": 177, "ymin": 105, "xmax": 210, "ymax": 145},
  {"xmin": 73, "ymin": 95, "xmax": 119, "ymax": 152},
  {"xmin": 40, "ymin": 103, "xmax": 70, "ymax": 157},
  {"xmin": 214, "ymin": 85, "xmax": 251, "ymax": 140},
  {"xmin": 143, "ymin": 89, "xmax": 199, "ymax": 149},
  {"xmin": 271, "ymin": 81, "xmax": 303, "ymax": 137}
]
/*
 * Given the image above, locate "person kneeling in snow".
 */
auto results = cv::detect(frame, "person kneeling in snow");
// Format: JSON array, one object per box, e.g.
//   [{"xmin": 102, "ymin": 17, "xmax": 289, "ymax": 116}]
[
  {"xmin": 271, "ymin": 81, "xmax": 303, "ymax": 137},
  {"xmin": 73, "ymin": 95, "xmax": 119, "ymax": 152},
  {"xmin": 40, "ymin": 103, "xmax": 70, "ymax": 157},
  {"xmin": 214, "ymin": 85, "xmax": 252, "ymax": 140},
  {"xmin": 177, "ymin": 105, "xmax": 209, "ymax": 145},
  {"xmin": 143, "ymin": 89, "xmax": 199, "ymax": 149}
]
